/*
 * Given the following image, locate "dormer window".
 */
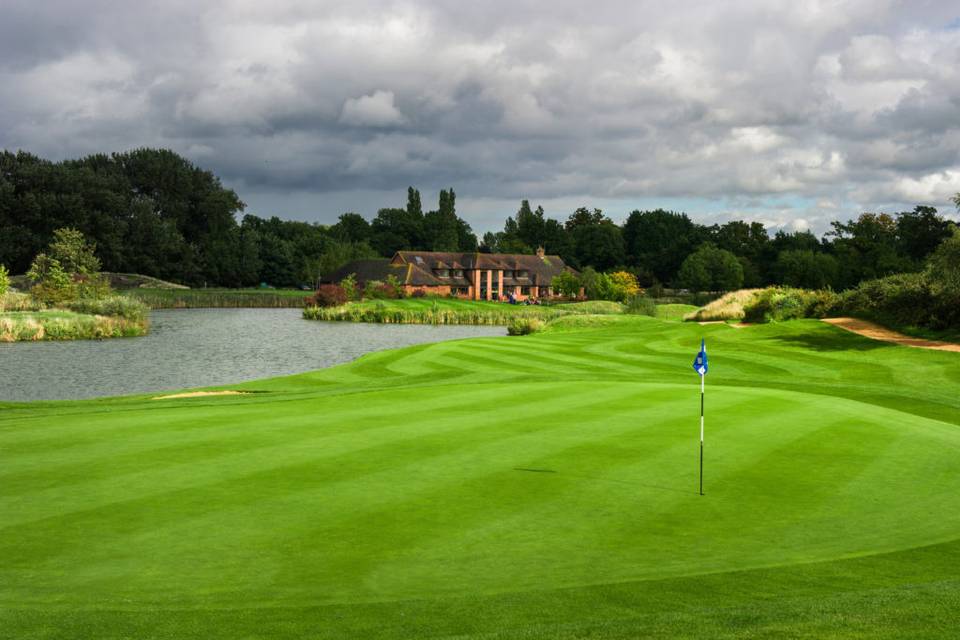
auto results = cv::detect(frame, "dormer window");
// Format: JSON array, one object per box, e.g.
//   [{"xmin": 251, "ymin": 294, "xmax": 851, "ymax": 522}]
[
  {"xmin": 452, "ymin": 269, "xmax": 463, "ymax": 277},
  {"xmin": 516, "ymin": 270, "xmax": 529, "ymax": 278},
  {"xmin": 503, "ymin": 270, "xmax": 513, "ymax": 278},
  {"xmin": 434, "ymin": 269, "xmax": 449, "ymax": 278}
]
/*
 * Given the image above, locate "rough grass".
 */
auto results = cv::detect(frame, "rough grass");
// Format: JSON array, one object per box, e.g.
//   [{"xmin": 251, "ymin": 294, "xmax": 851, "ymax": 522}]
[
  {"xmin": 654, "ymin": 303, "xmax": 699, "ymax": 322},
  {"xmin": 125, "ymin": 288, "xmax": 310, "ymax": 309},
  {"xmin": 2, "ymin": 317, "xmax": 959, "ymax": 638},
  {"xmin": 0, "ymin": 309, "xmax": 149, "ymax": 341},
  {"xmin": 684, "ymin": 288, "xmax": 763, "ymax": 321},
  {"xmin": 304, "ymin": 298, "xmax": 622, "ymax": 325}
]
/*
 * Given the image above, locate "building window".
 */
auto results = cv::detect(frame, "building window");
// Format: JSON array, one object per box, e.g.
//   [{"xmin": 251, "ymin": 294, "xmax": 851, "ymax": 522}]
[
  {"xmin": 516, "ymin": 270, "xmax": 529, "ymax": 278},
  {"xmin": 521, "ymin": 286, "xmax": 530, "ymax": 295},
  {"xmin": 434, "ymin": 269, "xmax": 449, "ymax": 278},
  {"xmin": 452, "ymin": 269, "xmax": 463, "ymax": 277}
]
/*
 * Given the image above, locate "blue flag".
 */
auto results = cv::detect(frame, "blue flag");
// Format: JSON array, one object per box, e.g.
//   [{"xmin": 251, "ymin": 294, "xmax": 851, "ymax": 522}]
[{"xmin": 692, "ymin": 339, "xmax": 708, "ymax": 376}]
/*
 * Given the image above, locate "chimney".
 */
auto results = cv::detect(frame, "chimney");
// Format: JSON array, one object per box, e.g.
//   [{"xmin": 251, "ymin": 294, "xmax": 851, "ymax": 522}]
[{"xmin": 536, "ymin": 246, "xmax": 545, "ymax": 258}]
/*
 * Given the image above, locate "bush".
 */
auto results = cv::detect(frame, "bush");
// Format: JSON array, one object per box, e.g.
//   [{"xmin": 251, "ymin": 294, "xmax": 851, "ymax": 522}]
[
  {"xmin": 307, "ymin": 284, "xmax": 348, "ymax": 307},
  {"xmin": 411, "ymin": 289, "xmax": 427, "ymax": 298},
  {"xmin": 742, "ymin": 287, "xmax": 840, "ymax": 323},
  {"xmin": 551, "ymin": 271, "xmax": 581, "ymax": 298},
  {"xmin": 0, "ymin": 264, "xmax": 8, "ymax": 296},
  {"xmin": 340, "ymin": 274, "xmax": 358, "ymax": 301},
  {"xmin": 624, "ymin": 294, "xmax": 656, "ymax": 316},
  {"xmin": 507, "ymin": 317, "xmax": 544, "ymax": 336},
  {"xmin": 836, "ymin": 273, "xmax": 955, "ymax": 329}
]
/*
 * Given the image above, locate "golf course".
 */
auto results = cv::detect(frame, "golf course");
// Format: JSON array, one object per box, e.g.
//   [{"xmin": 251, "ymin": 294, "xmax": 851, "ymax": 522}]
[{"xmin": 2, "ymin": 314, "xmax": 959, "ymax": 638}]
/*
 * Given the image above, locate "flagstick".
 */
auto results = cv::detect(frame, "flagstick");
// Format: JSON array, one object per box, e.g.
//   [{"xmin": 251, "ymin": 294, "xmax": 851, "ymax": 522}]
[{"xmin": 699, "ymin": 373, "xmax": 704, "ymax": 496}]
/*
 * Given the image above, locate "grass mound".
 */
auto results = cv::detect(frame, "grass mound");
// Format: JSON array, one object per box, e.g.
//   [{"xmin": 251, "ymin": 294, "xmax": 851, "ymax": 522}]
[
  {"xmin": 684, "ymin": 289, "xmax": 762, "ymax": 321},
  {"xmin": 2, "ymin": 316, "xmax": 959, "ymax": 637}
]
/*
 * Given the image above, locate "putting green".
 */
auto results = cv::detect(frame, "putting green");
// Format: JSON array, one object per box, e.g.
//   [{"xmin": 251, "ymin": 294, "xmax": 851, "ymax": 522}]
[{"xmin": 2, "ymin": 316, "xmax": 959, "ymax": 638}]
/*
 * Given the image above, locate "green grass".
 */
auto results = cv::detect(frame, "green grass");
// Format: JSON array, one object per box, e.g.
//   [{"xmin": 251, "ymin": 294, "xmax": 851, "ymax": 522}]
[
  {"xmin": 2, "ymin": 317, "xmax": 960, "ymax": 638},
  {"xmin": 654, "ymin": 303, "xmax": 699, "ymax": 321},
  {"xmin": 124, "ymin": 288, "xmax": 310, "ymax": 309}
]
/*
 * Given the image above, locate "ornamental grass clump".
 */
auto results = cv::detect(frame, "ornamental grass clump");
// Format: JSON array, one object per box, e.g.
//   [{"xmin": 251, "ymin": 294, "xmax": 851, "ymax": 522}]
[
  {"xmin": 507, "ymin": 317, "xmax": 544, "ymax": 335},
  {"xmin": 684, "ymin": 289, "xmax": 763, "ymax": 322}
]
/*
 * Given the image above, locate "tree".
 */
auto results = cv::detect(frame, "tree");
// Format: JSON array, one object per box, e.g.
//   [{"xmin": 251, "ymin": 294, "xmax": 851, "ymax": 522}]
[
  {"xmin": 678, "ymin": 244, "xmax": 744, "ymax": 292},
  {"xmin": 27, "ymin": 254, "xmax": 75, "ymax": 304},
  {"xmin": 330, "ymin": 213, "xmax": 370, "ymax": 243},
  {"xmin": 775, "ymin": 250, "xmax": 839, "ymax": 289},
  {"xmin": 571, "ymin": 223, "xmax": 625, "ymax": 271},
  {"xmin": 424, "ymin": 188, "xmax": 460, "ymax": 251},
  {"xmin": 926, "ymin": 225, "xmax": 960, "ymax": 292},
  {"xmin": 606, "ymin": 271, "xmax": 641, "ymax": 302},
  {"xmin": 826, "ymin": 213, "xmax": 912, "ymax": 288},
  {"xmin": 622, "ymin": 210, "xmax": 705, "ymax": 284},
  {"xmin": 0, "ymin": 264, "xmax": 9, "ymax": 297},
  {"xmin": 49, "ymin": 227, "xmax": 101, "ymax": 275},
  {"xmin": 896, "ymin": 206, "xmax": 950, "ymax": 263},
  {"xmin": 551, "ymin": 271, "xmax": 581, "ymax": 297},
  {"xmin": 565, "ymin": 207, "xmax": 606, "ymax": 231}
]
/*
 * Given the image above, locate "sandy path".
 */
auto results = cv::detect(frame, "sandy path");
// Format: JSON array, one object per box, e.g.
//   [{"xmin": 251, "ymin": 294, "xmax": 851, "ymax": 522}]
[{"xmin": 822, "ymin": 317, "xmax": 960, "ymax": 352}]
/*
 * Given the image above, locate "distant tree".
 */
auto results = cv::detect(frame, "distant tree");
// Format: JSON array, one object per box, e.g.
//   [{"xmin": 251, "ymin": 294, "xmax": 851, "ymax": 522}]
[
  {"xmin": 678, "ymin": 244, "xmax": 744, "ymax": 292},
  {"xmin": 565, "ymin": 207, "xmax": 607, "ymax": 231},
  {"xmin": 606, "ymin": 271, "xmax": 641, "ymax": 302},
  {"xmin": 826, "ymin": 213, "xmax": 913, "ymax": 288},
  {"xmin": 551, "ymin": 270, "xmax": 581, "ymax": 297},
  {"xmin": 571, "ymin": 223, "xmax": 625, "ymax": 271},
  {"xmin": 330, "ymin": 213, "xmax": 371, "ymax": 243},
  {"xmin": 27, "ymin": 254, "xmax": 75, "ymax": 304},
  {"xmin": 424, "ymin": 188, "xmax": 461, "ymax": 251},
  {"xmin": 926, "ymin": 225, "xmax": 960, "ymax": 292},
  {"xmin": 622, "ymin": 210, "xmax": 705, "ymax": 284},
  {"xmin": 895, "ymin": 206, "xmax": 950, "ymax": 263},
  {"xmin": 775, "ymin": 250, "xmax": 839, "ymax": 289}
]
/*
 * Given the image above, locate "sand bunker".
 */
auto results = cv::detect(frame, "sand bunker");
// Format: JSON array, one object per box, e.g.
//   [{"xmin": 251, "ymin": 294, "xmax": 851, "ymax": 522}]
[
  {"xmin": 822, "ymin": 317, "xmax": 960, "ymax": 352},
  {"xmin": 152, "ymin": 390, "xmax": 249, "ymax": 400}
]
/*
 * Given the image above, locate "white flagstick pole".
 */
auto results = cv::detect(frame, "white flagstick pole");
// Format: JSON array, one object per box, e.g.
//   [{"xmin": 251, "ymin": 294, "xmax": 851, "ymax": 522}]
[{"xmin": 699, "ymin": 372, "xmax": 704, "ymax": 496}]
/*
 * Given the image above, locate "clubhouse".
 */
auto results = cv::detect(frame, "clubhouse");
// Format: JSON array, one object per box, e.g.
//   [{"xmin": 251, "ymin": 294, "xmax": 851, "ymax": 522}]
[{"xmin": 322, "ymin": 248, "xmax": 578, "ymax": 301}]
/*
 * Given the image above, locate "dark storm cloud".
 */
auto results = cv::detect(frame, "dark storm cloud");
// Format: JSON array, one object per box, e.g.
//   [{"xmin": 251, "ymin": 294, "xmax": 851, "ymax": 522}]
[{"xmin": 1, "ymin": 0, "xmax": 959, "ymax": 231}]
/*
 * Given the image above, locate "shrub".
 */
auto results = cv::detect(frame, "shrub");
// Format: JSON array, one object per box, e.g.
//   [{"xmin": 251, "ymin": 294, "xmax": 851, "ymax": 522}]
[
  {"xmin": 0, "ymin": 264, "xmax": 8, "ymax": 296},
  {"xmin": 607, "ymin": 271, "xmax": 641, "ymax": 302},
  {"xmin": 363, "ymin": 280, "xmax": 399, "ymax": 299},
  {"xmin": 411, "ymin": 289, "xmax": 427, "ymax": 298},
  {"xmin": 742, "ymin": 287, "xmax": 840, "ymax": 323},
  {"xmin": 837, "ymin": 273, "xmax": 941, "ymax": 328},
  {"xmin": 307, "ymin": 284, "xmax": 348, "ymax": 307},
  {"xmin": 340, "ymin": 274, "xmax": 358, "ymax": 301},
  {"xmin": 624, "ymin": 294, "xmax": 657, "ymax": 316},
  {"xmin": 385, "ymin": 274, "xmax": 405, "ymax": 299},
  {"xmin": 507, "ymin": 317, "xmax": 544, "ymax": 336},
  {"xmin": 28, "ymin": 254, "xmax": 77, "ymax": 305}
]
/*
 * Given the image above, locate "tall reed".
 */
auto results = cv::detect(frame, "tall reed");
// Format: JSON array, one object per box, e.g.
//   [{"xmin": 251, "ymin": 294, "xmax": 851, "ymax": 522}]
[{"xmin": 125, "ymin": 289, "xmax": 310, "ymax": 309}]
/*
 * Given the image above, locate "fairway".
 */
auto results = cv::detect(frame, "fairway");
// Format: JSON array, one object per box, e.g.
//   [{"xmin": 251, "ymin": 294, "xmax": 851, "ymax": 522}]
[{"xmin": 2, "ymin": 316, "xmax": 960, "ymax": 638}]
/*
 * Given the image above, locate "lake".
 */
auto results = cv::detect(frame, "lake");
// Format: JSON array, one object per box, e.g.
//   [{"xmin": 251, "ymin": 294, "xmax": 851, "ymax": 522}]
[{"xmin": 0, "ymin": 309, "xmax": 504, "ymax": 402}]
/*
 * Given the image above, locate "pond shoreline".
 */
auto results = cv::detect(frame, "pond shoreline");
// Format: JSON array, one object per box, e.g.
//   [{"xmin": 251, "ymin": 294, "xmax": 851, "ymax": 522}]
[{"xmin": 0, "ymin": 308, "xmax": 503, "ymax": 402}]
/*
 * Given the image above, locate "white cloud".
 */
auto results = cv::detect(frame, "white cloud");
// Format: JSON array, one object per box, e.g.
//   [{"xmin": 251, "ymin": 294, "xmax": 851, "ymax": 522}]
[{"xmin": 339, "ymin": 90, "xmax": 406, "ymax": 127}]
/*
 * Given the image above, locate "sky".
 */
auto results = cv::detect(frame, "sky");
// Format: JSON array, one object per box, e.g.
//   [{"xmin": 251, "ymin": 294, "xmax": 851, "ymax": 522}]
[{"xmin": 2, "ymin": 0, "xmax": 959, "ymax": 235}]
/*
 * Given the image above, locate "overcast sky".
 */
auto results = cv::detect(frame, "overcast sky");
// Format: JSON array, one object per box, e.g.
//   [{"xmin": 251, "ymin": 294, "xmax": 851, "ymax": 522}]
[{"xmin": 2, "ymin": 1, "xmax": 959, "ymax": 234}]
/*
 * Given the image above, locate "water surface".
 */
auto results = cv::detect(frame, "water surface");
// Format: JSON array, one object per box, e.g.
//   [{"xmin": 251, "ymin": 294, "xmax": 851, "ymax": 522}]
[{"xmin": 0, "ymin": 309, "xmax": 503, "ymax": 402}]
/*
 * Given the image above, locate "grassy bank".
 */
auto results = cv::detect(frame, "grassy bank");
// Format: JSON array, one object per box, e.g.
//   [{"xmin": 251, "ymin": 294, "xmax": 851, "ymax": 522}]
[
  {"xmin": 125, "ymin": 287, "xmax": 310, "ymax": 309},
  {"xmin": 304, "ymin": 298, "xmax": 625, "ymax": 324},
  {"xmin": 2, "ymin": 316, "xmax": 959, "ymax": 638},
  {"xmin": 0, "ymin": 310, "xmax": 148, "ymax": 341}
]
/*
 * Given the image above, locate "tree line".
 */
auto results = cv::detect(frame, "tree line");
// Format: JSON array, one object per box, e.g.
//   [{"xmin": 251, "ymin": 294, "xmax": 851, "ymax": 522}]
[{"xmin": 2, "ymin": 148, "xmax": 957, "ymax": 290}]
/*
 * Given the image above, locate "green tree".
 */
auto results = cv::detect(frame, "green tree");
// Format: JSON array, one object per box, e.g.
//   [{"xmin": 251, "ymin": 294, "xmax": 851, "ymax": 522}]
[
  {"xmin": 340, "ymin": 274, "xmax": 358, "ymax": 301},
  {"xmin": 775, "ymin": 250, "xmax": 839, "ymax": 289},
  {"xmin": 622, "ymin": 210, "xmax": 705, "ymax": 284},
  {"xmin": 330, "ymin": 213, "xmax": 371, "ymax": 243},
  {"xmin": 551, "ymin": 271, "xmax": 581, "ymax": 297},
  {"xmin": 49, "ymin": 227, "xmax": 101, "ymax": 275},
  {"xmin": 896, "ymin": 206, "xmax": 950, "ymax": 263},
  {"xmin": 925, "ymin": 225, "xmax": 960, "ymax": 292},
  {"xmin": 571, "ymin": 223, "xmax": 625, "ymax": 271},
  {"xmin": 678, "ymin": 244, "xmax": 744, "ymax": 292},
  {"xmin": 27, "ymin": 254, "xmax": 75, "ymax": 305}
]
